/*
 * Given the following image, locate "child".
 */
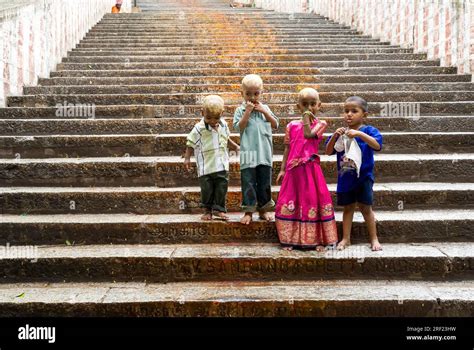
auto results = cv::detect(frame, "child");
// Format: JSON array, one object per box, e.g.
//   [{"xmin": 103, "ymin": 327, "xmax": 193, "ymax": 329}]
[
  {"xmin": 111, "ymin": 0, "xmax": 122, "ymax": 13},
  {"xmin": 184, "ymin": 95, "xmax": 240, "ymax": 221},
  {"xmin": 233, "ymin": 74, "xmax": 279, "ymax": 224},
  {"xmin": 275, "ymin": 88, "xmax": 338, "ymax": 251},
  {"xmin": 325, "ymin": 96, "xmax": 383, "ymax": 251}
]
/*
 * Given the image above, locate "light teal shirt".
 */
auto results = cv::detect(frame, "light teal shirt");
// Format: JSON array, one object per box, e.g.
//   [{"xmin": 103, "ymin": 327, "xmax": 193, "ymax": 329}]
[{"xmin": 233, "ymin": 102, "xmax": 279, "ymax": 170}]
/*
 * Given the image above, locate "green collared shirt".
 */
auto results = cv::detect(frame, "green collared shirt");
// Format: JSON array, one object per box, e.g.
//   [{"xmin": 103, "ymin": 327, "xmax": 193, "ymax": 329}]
[{"xmin": 233, "ymin": 102, "xmax": 279, "ymax": 170}]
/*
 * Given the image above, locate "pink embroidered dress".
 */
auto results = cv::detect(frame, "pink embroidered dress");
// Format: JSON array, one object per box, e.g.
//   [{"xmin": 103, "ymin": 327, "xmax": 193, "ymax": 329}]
[{"xmin": 275, "ymin": 118, "xmax": 338, "ymax": 248}]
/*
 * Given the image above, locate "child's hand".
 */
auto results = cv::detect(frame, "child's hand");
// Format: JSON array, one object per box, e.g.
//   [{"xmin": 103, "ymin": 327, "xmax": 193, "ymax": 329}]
[
  {"xmin": 345, "ymin": 129, "xmax": 361, "ymax": 138},
  {"xmin": 253, "ymin": 102, "xmax": 265, "ymax": 113},
  {"xmin": 245, "ymin": 101, "xmax": 255, "ymax": 112},
  {"xmin": 335, "ymin": 127, "xmax": 346, "ymax": 137},
  {"xmin": 276, "ymin": 170, "xmax": 285, "ymax": 184},
  {"xmin": 184, "ymin": 158, "xmax": 192, "ymax": 171}
]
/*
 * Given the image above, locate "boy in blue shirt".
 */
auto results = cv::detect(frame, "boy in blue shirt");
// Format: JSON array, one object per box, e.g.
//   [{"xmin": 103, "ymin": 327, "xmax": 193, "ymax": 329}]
[
  {"xmin": 233, "ymin": 74, "xmax": 279, "ymax": 225},
  {"xmin": 325, "ymin": 96, "xmax": 383, "ymax": 251}
]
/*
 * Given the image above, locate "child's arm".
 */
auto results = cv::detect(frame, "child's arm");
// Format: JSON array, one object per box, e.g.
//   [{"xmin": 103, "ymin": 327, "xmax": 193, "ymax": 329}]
[
  {"xmin": 325, "ymin": 127, "xmax": 346, "ymax": 155},
  {"xmin": 346, "ymin": 129, "xmax": 381, "ymax": 151},
  {"xmin": 276, "ymin": 145, "xmax": 289, "ymax": 184},
  {"xmin": 228, "ymin": 138, "xmax": 240, "ymax": 151},
  {"xmin": 183, "ymin": 146, "xmax": 193, "ymax": 171},
  {"xmin": 302, "ymin": 112, "xmax": 328, "ymax": 139},
  {"xmin": 254, "ymin": 102, "xmax": 278, "ymax": 129}
]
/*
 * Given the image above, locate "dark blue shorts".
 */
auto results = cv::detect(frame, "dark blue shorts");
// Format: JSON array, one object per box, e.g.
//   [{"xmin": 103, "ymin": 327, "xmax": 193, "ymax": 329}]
[{"xmin": 337, "ymin": 178, "xmax": 374, "ymax": 206}]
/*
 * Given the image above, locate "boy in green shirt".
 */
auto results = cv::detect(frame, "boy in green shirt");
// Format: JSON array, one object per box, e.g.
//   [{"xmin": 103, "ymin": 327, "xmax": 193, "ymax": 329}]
[{"xmin": 233, "ymin": 74, "xmax": 279, "ymax": 224}]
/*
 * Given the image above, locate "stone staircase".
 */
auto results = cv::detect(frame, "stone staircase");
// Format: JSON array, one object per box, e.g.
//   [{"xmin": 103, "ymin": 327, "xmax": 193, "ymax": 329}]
[{"xmin": 0, "ymin": 0, "xmax": 473, "ymax": 317}]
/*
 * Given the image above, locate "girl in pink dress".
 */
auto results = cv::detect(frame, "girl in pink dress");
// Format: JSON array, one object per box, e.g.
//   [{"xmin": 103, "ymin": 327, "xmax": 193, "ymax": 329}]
[{"xmin": 275, "ymin": 88, "xmax": 338, "ymax": 251}]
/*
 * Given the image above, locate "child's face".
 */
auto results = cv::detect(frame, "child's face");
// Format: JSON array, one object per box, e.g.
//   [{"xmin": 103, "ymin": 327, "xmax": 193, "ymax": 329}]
[
  {"xmin": 242, "ymin": 86, "xmax": 262, "ymax": 104},
  {"xmin": 203, "ymin": 110, "xmax": 223, "ymax": 128},
  {"xmin": 344, "ymin": 103, "xmax": 367, "ymax": 127},
  {"xmin": 297, "ymin": 95, "xmax": 321, "ymax": 115}
]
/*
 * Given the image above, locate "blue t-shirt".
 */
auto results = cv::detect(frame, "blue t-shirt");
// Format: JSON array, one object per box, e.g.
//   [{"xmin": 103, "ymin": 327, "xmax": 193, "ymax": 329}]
[{"xmin": 325, "ymin": 125, "xmax": 383, "ymax": 193}]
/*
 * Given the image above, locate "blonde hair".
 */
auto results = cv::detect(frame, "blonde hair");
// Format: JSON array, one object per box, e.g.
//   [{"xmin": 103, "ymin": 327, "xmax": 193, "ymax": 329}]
[
  {"xmin": 298, "ymin": 87, "xmax": 320, "ymax": 102},
  {"xmin": 242, "ymin": 74, "xmax": 263, "ymax": 90},
  {"xmin": 202, "ymin": 95, "xmax": 225, "ymax": 115}
]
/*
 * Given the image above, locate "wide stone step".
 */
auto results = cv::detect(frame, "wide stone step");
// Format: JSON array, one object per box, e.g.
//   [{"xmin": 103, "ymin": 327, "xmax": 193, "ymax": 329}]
[
  {"xmin": 62, "ymin": 53, "xmax": 429, "ymax": 63},
  {"xmin": 8, "ymin": 91, "xmax": 472, "ymax": 108},
  {"xmin": 80, "ymin": 34, "xmax": 379, "ymax": 41},
  {"xmin": 91, "ymin": 24, "xmax": 351, "ymax": 29},
  {"xmin": 94, "ymin": 16, "xmax": 341, "ymax": 21},
  {"xmin": 88, "ymin": 28, "xmax": 357, "ymax": 34},
  {"xmin": 100, "ymin": 15, "xmax": 329, "ymax": 20},
  {"xmin": 94, "ymin": 19, "xmax": 345, "ymax": 24},
  {"xmin": 0, "ymin": 209, "xmax": 472, "ymax": 245},
  {"xmin": 0, "ymin": 183, "xmax": 471, "ymax": 216},
  {"xmin": 55, "ymin": 60, "xmax": 438, "ymax": 71},
  {"xmin": 85, "ymin": 31, "xmax": 365, "ymax": 37},
  {"xmin": 2, "ymin": 102, "xmax": 472, "ymax": 119},
  {"xmin": 0, "ymin": 242, "xmax": 472, "ymax": 282},
  {"xmin": 70, "ymin": 47, "xmax": 415, "ymax": 55},
  {"xmin": 1, "ymin": 116, "xmax": 473, "ymax": 135},
  {"xmin": 24, "ymin": 83, "xmax": 474, "ymax": 96},
  {"xmin": 46, "ymin": 67, "xmax": 457, "ymax": 79},
  {"xmin": 75, "ymin": 43, "xmax": 395, "ymax": 49},
  {"xmin": 0, "ymin": 132, "xmax": 472, "ymax": 158},
  {"xmin": 0, "ymin": 280, "xmax": 471, "ymax": 317},
  {"xmin": 1, "ymin": 154, "xmax": 472, "ymax": 187},
  {"xmin": 99, "ymin": 14, "xmax": 328, "ymax": 20},
  {"xmin": 78, "ymin": 39, "xmax": 385, "ymax": 46},
  {"xmin": 37, "ymin": 74, "xmax": 472, "ymax": 86}
]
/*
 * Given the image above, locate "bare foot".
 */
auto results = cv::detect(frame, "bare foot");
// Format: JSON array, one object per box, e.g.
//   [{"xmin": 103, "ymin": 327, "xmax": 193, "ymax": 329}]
[
  {"xmin": 371, "ymin": 239, "xmax": 382, "ymax": 251},
  {"xmin": 337, "ymin": 239, "xmax": 351, "ymax": 250},
  {"xmin": 240, "ymin": 213, "xmax": 253, "ymax": 225},
  {"xmin": 201, "ymin": 212, "xmax": 212, "ymax": 221},
  {"xmin": 282, "ymin": 246, "xmax": 293, "ymax": 251},
  {"xmin": 213, "ymin": 212, "xmax": 229, "ymax": 221},
  {"xmin": 259, "ymin": 211, "xmax": 273, "ymax": 222},
  {"xmin": 316, "ymin": 245, "xmax": 325, "ymax": 252}
]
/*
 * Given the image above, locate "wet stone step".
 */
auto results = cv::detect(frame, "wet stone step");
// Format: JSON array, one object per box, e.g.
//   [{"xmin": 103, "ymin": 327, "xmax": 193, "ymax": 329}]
[
  {"xmin": 1, "ymin": 102, "xmax": 472, "ymax": 119},
  {"xmin": 0, "ymin": 132, "xmax": 472, "ymax": 158},
  {"xmin": 0, "ymin": 210, "xmax": 472, "ymax": 245},
  {"xmin": 45, "ymin": 67, "xmax": 458, "ymax": 79},
  {"xmin": 0, "ymin": 154, "xmax": 472, "ymax": 187},
  {"xmin": 55, "ymin": 60, "xmax": 439, "ymax": 71},
  {"xmin": 7, "ymin": 91, "xmax": 473, "ymax": 108},
  {"xmin": 0, "ymin": 279, "xmax": 472, "ymax": 317},
  {"xmin": 1, "ymin": 116, "xmax": 473, "ymax": 135},
  {"xmin": 61, "ymin": 53, "xmax": 429, "ymax": 63},
  {"xmin": 24, "ymin": 82, "xmax": 474, "ymax": 96},
  {"xmin": 37, "ymin": 75, "xmax": 472, "ymax": 86},
  {"xmin": 69, "ymin": 47, "xmax": 416, "ymax": 55},
  {"xmin": 0, "ymin": 242, "xmax": 472, "ymax": 283},
  {"xmin": 0, "ymin": 184, "xmax": 472, "ymax": 217}
]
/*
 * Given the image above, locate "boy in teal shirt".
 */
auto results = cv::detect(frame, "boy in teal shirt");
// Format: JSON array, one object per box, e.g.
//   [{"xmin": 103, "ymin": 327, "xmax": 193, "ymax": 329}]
[{"xmin": 233, "ymin": 74, "xmax": 279, "ymax": 224}]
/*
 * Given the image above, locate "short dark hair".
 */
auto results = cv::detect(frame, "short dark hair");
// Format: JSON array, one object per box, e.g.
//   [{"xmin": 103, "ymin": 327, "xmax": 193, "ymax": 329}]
[{"xmin": 345, "ymin": 96, "xmax": 368, "ymax": 112}]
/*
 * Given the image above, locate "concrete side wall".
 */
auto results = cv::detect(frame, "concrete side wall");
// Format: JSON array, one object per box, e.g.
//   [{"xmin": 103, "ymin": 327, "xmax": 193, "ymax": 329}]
[
  {"xmin": 240, "ymin": 0, "xmax": 474, "ymax": 78},
  {"xmin": 0, "ymin": 0, "xmax": 133, "ymax": 107}
]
